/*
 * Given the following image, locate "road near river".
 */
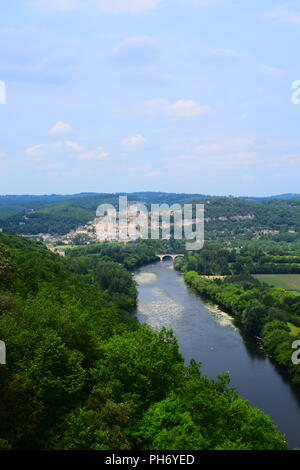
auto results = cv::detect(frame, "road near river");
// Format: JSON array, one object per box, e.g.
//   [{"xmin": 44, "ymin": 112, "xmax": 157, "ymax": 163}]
[{"xmin": 134, "ymin": 261, "xmax": 300, "ymax": 449}]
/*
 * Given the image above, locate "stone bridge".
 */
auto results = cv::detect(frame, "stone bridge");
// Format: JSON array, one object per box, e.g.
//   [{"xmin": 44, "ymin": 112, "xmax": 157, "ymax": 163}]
[{"xmin": 156, "ymin": 254, "xmax": 184, "ymax": 262}]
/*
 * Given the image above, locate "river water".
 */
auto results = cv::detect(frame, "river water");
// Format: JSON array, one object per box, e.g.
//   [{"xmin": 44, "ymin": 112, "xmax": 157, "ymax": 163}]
[{"xmin": 135, "ymin": 261, "xmax": 300, "ymax": 449}]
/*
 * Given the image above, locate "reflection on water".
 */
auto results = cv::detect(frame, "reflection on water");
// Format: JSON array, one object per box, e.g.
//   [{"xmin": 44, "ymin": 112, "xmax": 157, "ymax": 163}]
[
  {"xmin": 204, "ymin": 302, "xmax": 238, "ymax": 331},
  {"xmin": 134, "ymin": 272, "xmax": 157, "ymax": 285},
  {"xmin": 135, "ymin": 261, "xmax": 300, "ymax": 449},
  {"xmin": 136, "ymin": 266, "xmax": 184, "ymax": 329},
  {"xmin": 138, "ymin": 297, "xmax": 183, "ymax": 330}
]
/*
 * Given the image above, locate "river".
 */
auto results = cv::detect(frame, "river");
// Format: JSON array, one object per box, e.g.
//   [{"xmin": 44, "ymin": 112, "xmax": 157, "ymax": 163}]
[{"xmin": 134, "ymin": 260, "xmax": 300, "ymax": 449}]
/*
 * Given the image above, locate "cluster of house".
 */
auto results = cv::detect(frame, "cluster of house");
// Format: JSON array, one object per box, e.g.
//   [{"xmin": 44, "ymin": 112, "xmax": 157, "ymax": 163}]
[
  {"xmin": 65, "ymin": 221, "xmax": 98, "ymax": 242},
  {"xmin": 46, "ymin": 245, "xmax": 66, "ymax": 257},
  {"xmin": 9, "ymin": 209, "xmax": 292, "ymax": 255},
  {"xmin": 92, "ymin": 207, "xmax": 204, "ymax": 242}
]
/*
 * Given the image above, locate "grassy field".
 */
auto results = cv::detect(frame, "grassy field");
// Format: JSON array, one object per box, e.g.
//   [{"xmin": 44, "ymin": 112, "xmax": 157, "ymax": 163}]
[{"xmin": 254, "ymin": 274, "xmax": 300, "ymax": 291}]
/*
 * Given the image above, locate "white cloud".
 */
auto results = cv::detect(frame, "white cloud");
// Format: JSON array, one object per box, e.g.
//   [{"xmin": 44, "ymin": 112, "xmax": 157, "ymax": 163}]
[
  {"xmin": 228, "ymin": 138, "xmax": 254, "ymax": 146},
  {"xmin": 0, "ymin": 152, "xmax": 6, "ymax": 159},
  {"xmin": 26, "ymin": 136, "xmax": 108, "ymax": 165},
  {"xmin": 26, "ymin": 144, "xmax": 45, "ymax": 156},
  {"xmin": 50, "ymin": 121, "xmax": 72, "ymax": 134},
  {"xmin": 202, "ymin": 47, "xmax": 245, "ymax": 59},
  {"xmin": 260, "ymin": 65, "xmax": 285, "ymax": 77},
  {"xmin": 145, "ymin": 98, "xmax": 211, "ymax": 118},
  {"xmin": 96, "ymin": 0, "xmax": 160, "ymax": 13},
  {"xmin": 36, "ymin": 162, "xmax": 63, "ymax": 170},
  {"xmin": 29, "ymin": 0, "xmax": 82, "ymax": 10},
  {"xmin": 206, "ymin": 151, "xmax": 258, "ymax": 165},
  {"xmin": 121, "ymin": 134, "xmax": 146, "ymax": 148},
  {"xmin": 79, "ymin": 147, "xmax": 109, "ymax": 160},
  {"xmin": 272, "ymin": 172, "xmax": 289, "ymax": 179},
  {"xmin": 64, "ymin": 141, "xmax": 84, "ymax": 151},
  {"xmin": 266, "ymin": 3, "xmax": 300, "ymax": 24},
  {"xmin": 100, "ymin": 0, "xmax": 160, "ymax": 13},
  {"xmin": 29, "ymin": 0, "xmax": 160, "ymax": 13},
  {"xmin": 193, "ymin": 143, "xmax": 223, "ymax": 153},
  {"xmin": 55, "ymin": 140, "xmax": 84, "ymax": 152},
  {"xmin": 187, "ymin": 0, "xmax": 224, "ymax": 6},
  {"xmin": 165, "ymin": 151, "xmax": 258, "ymax": 169},
  {"xmin": 145, "ymin": 170, "xmax": 164, "ymax": 177},
  {"xmin": 164, "ymin": 137, "xmax": 258, "ymax": 160},
  {"xmin": 277, "ymin": 153, "xmax": 300, "ymax": 163}
]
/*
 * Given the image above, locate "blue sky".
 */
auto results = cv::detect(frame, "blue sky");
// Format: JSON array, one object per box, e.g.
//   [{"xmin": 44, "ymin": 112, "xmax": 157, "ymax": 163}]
[{"xmin": 1, "ymin": 0, "xmax": 300, "ymax": 196}]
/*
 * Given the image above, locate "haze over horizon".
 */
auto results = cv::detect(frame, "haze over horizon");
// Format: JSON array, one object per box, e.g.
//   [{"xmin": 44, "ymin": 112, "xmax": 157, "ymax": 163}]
[
  {"xmin": 0, "ymin": 190, "xmax": 299, "ymax": 199},
  {"xmin": 1, "ymin": 0, "xmax": 300, "ymax": 196}
]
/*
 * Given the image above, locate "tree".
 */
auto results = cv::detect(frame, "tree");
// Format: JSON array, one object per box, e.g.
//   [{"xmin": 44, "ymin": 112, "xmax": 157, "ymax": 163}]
[{"xmin": 72, "ymin": 233, "xmax": 90, "ymax": 245}]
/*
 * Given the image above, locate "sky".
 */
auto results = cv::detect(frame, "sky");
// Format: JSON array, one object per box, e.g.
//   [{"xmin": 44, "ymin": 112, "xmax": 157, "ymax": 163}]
[{"xmin": 1, "ymin": 0, "xmax": 300, "ymax": 196}]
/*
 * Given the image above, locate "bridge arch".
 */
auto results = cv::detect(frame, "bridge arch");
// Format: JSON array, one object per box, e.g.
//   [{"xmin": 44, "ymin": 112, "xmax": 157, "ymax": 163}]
[{"xmin": 155, "ymin": 254, "xmax": 184, "ymax": 262}]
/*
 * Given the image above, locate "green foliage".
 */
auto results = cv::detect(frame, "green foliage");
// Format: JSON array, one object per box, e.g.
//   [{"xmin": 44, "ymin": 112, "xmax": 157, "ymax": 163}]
[
  {"xmin": 134, "ymin": 364, "xmax": 286, "ymax": 450},
  {"xmin": 72, "ymin": 233, "xmax": 91, "ymax": 245},
  {"xmin": 176, "ymin": 242, "xmax": 300, "ymax": 276},
  {"xmin": 0, "ymin": 233, "xmax": 287, "ymax": 450},
  {"xmin": 94, "ymin": 259, "xmax": 137, "ymax": 311},
  {"xmin": 2, "ymin": 193, "xmax": 300, "ymax": 243},
  {"xmin": 53, "ymin": 388, "xmax": 132, "ymax": 450},
  {"xmin": 0, "ymin": 195, "xmax": 119, "ymax": 235},
  {"xmin": 91, "ymin": 327, "xmax": 183, "ymax": 409},
  {"xmin": 184, "ymin": 270, "xmax": 300, "ymax": 383},
  {"xmin": 67, "ymin": 239, "xmax": 184, "ymax": 271},
  {"xmin": 262, "ymin": 321, "xmax": 300, "ymax": 384}
]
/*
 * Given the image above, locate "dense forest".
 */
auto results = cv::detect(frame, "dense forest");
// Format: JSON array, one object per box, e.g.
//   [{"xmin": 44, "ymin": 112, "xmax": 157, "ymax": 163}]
[
  {"xmin": 176, "ymin": 243, "xmax": 300, "ymax": 276},
  {"xmin": 0, "ymin": 192, "xmax": 208, "ymax": 233},
  {"xmin": 66, "ymin": 239, "xmax": 185, "ymax": 271},
  {"xmin": 2, "ymin": 193, "xmax": 300, "ymax": 239},
  {"xmin": 0, "ymin": 234, "xmax": 287, "ymax": 450}
]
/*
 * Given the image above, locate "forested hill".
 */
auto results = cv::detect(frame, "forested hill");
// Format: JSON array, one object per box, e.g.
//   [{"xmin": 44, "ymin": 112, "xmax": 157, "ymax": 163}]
[
  {"xmin": 0, "ymin": 193, "xmax": 109, "ymax": 217},
  {"xmin": 0, "ymin": 233, "xmax": 286, "ymax": 450},
  {"xmin": 0, "ymin": 193, "xmax": 207, "ymax": 234},
  {"xmin": 1, "ymin": 193, "xmax": 300, "ymax": 238},
  {"xmin": 0, "ymin": 192, "xmax": 209, "ymax": 219},
  {"xmin": 0, "ymin": 196, "xmax": 121, "ymax": 235}
]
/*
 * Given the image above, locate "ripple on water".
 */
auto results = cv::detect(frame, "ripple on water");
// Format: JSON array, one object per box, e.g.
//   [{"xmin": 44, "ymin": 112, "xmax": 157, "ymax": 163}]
[
  {"xmin": 137, "ymin": 296, "xmax": 184, "ymax": 330},
  {"xmin": 134, "ymin": 272, "xmax": 157, "ymax": 285},
  {"xmin": 151, "ymin": 287, "xmax": 168, "ymax": 298},
  {"xmin": 204, "ymin": 302, "xmax": 237, "ymax": 330}
]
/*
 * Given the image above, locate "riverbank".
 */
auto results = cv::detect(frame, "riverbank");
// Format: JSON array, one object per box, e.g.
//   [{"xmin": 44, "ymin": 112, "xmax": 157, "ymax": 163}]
[
  {"xmin": 135, "ymin": 261, "xmax": 300, "ymax": 448},
  {"xmin": 184, "ymin": 271, "xmax": 300, "ymax": 385}
]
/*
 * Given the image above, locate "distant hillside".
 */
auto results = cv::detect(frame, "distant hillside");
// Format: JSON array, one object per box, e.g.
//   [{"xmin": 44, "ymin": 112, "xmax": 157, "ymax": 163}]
[
  {"xmin": 242, "ymin": 194, "xmax": 300, "ymax": 201},
  {"xmin": 1, "ymin": 192, "xmax": 300, "ymax": 238},
  {"xmin": 0, "ymin": 192, "xmax": 213, "ymax": 235},
  {"xmin": 0, "ymin": 193, "xmax": 113, "ymax": 217},
  {"xmin": 0, "ymin": 196, "xmax": 119, "ymax": 235},
  {"xmin": 270, "ymin": 194, "xmax": 300, "ymax": 199}
]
